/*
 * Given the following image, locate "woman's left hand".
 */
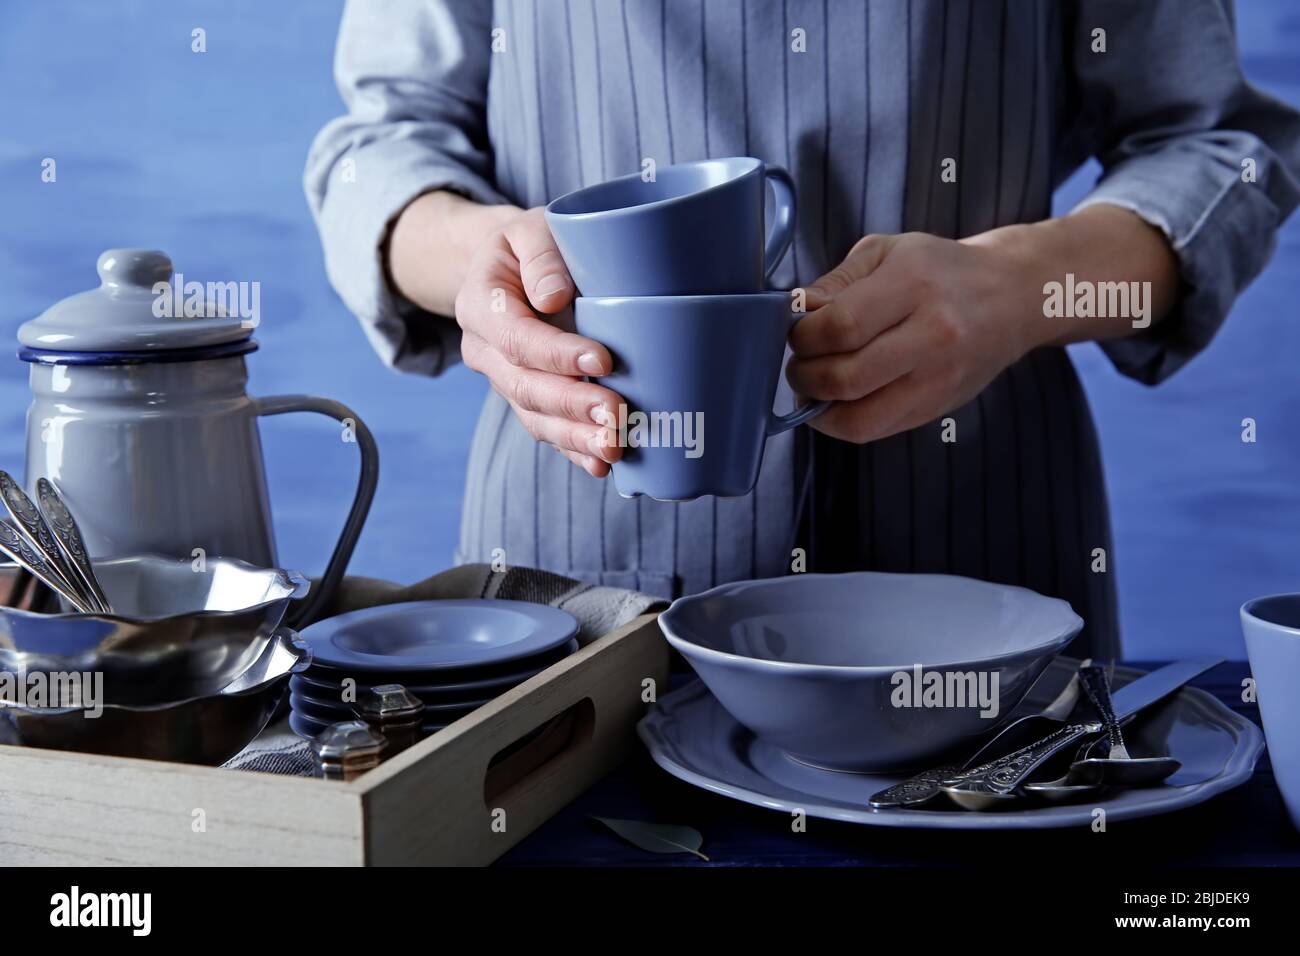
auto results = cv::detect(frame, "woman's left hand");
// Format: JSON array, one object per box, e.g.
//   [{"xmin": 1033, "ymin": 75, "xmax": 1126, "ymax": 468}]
[
  {"xmin": 786, "ymin": 207, "xmax": 1177, "ymax": 444},
  {"xmin": 786, "ymin": 231, "xmax": 1040, "ymax": 444}
]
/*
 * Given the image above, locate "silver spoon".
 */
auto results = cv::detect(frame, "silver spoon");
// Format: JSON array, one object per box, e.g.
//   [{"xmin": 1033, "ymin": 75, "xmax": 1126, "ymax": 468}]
[
  {"xmin": 1020, "ymin": 735, "xmax": 1109, "ymax": 803},
  {"xmin": 940, "ymin": 718, "xmax": 1102, "ymax": 811},
  {"xmin": 0, "ymin": 520, "xmax": 94, "ymax": 612},
  {"xmin": 1014, "ymin": 669, "xmax": 1181, "ymax": 802},
  {"xmin": 1067, "ymin": 664, "xmax": 1181, "ymax": 788},
  {"xmin": 35, "ymin": 478, "xmax": 112, "ymax": 613},
  {"xmin": 0, "ymin": 471, "xmax": 104, "ymax": 613},
  {"xmin": 1021, "ymin": 710, "xmax": 1161, "ymax": 802},
  {"xmin": 868, "ymin": 659, "xmax": 1090, "ymax": 809}
]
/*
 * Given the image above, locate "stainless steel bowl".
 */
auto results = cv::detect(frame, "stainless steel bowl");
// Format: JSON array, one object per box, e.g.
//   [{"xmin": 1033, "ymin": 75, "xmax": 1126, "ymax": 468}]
[
  {"xmin": 0, "ymin": 554, "xmax": 309, "ymax": 705},
  {"xmin": 0, "ymin": 628, "xmax": 309, "ymax": 764}
]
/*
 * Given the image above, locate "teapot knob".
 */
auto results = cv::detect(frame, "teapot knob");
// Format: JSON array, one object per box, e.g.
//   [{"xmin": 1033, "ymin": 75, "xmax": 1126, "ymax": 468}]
[{"xmin": 96, "ymin": 249, "xmax": 173, "ymax": 290}]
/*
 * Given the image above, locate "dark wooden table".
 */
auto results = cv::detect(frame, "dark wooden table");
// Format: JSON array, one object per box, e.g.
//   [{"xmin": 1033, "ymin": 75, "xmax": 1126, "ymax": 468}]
[{"xmin": 500, "ymin": 662, "xmax": 1300, "ymax": 866}]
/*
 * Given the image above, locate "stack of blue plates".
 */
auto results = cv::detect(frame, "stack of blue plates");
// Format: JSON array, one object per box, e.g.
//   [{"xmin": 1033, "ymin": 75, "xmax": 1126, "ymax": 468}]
[{"xmin": 289, "ymin": 599, "xmax": 580, "ymax": 739}]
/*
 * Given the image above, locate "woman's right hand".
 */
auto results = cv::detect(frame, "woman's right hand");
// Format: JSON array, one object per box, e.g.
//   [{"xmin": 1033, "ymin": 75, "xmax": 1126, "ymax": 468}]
[{"xmin": 453, "ymin": 207, "xmax": 622, "ymax": 477}]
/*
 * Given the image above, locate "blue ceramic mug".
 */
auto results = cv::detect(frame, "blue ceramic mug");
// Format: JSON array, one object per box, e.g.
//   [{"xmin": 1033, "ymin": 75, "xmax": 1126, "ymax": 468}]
[
  {"xmin": 545, "ymin": 157, "xmax": 796, "ymax": 296},
  {"xmin": 574, "ymin": 292, "xmax": 828, "ymax": 501},
  {"xmin": 1240, "ymin": 594, "xmax": 1300, "ymax": 831}
]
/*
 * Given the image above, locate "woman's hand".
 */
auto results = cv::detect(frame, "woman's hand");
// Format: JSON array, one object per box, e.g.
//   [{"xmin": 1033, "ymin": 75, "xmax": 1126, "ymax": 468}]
[
  {"xmin": 387, "ymin": 193, "xmax": 622, "ymax": 476},
  {"xmin": 451, "ymin": 206, "xmax": 623, "ymax": 477},
  {"xmin": 787, "ymin": 206, "xmax": 1178, "ymax": 443}
]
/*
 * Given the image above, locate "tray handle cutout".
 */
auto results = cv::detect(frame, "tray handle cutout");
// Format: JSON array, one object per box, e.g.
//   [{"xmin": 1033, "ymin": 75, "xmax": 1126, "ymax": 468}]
[{"xmin": 483, "ymin": 696, "xmax": 596, "ymax": 806}]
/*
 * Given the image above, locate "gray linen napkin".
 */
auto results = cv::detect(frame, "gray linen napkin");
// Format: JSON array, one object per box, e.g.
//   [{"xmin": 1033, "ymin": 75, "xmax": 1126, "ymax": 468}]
[{"xmin": 222, "ymin": 564, "xmax": 665, "ymax": 775}]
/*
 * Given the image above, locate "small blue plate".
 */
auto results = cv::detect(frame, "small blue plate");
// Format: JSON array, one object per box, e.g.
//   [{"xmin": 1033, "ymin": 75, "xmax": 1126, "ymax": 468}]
[
  {"xmin": 291, "ymin": 664, "xmax": 542, "ymax": 702},
  {"xmin": 297, "ymin": 638, "xmax": 577, "ymax": 689},
  {"xmin": 288, "ymin": 709, "xmax": 447, "ymax": 740},
  {"xmin": 300, "ymin": 600, "xmax": 580, "ymax": 673},
  {"xmin": 289, "ymin": 686, "xmax": 488, "ymax": 719}
]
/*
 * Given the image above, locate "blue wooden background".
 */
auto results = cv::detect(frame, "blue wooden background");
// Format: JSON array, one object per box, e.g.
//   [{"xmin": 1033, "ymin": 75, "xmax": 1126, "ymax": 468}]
[{"xmin": 0, "ymin": 0, "xmax": 1296, "ymax": 659}]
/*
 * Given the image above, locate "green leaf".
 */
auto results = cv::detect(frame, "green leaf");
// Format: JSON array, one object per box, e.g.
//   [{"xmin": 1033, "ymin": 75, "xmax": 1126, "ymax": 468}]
[{"xmin": 591, "ymin": 816, "xmax": 710, "ymax": 861}]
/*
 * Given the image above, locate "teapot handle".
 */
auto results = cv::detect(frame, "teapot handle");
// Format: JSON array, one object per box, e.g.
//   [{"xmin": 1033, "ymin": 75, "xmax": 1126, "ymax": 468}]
[{"xmin": 253, "ymin": 395, "xmax": 379, "ymax": 629}]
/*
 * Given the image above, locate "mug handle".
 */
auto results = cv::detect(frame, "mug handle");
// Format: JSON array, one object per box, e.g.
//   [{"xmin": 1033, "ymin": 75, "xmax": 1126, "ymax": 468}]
[
  {"xmin": 768, "ymin": 310, "xmax": 830, "ymax": 436},
  {"xmin": 762, "ymin": 167, "xmax": 797, "ymax": 280},
  {"xmin": 253, "ymin": 395, "xmax": 379, "ymax": 628}
]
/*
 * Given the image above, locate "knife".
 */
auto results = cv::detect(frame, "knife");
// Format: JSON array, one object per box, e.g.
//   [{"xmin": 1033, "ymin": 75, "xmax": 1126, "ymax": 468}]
[
  {"xmin": 1109, "ymin": 657, "xmax": 1223, "ymax": 720},
  {"xmin": 869, "ymin": 657, "xmax": 1223, "ymax": 810},
  {"xmin": 938, "ymin": 657, "xmax": 1224, "ymax": 810}
]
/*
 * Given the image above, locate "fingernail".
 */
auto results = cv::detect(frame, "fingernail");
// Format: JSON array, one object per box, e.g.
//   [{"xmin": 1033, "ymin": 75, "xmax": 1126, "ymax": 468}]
[
  {"xmin": 590, "ymin": 404, "xmax": 611, "ymax": 426},
  {"xmin": 534, "ymin": 274, "xmax": 568, "ymax": 300},
  {"xmin": 587, "ymin": 431, "xmax": 613, "ymax": 459},
  {"xmin": 577, "ymin": 352, "xmax": 605, "ymax": 375}
]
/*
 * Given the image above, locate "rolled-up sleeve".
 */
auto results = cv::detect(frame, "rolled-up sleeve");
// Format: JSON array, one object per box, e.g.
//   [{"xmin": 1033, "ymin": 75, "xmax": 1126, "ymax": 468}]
[
  {"xmin": 305, "ymin": 0, "xmax": 506, "ymax": 376},
  {"xmin": 1068, "ymin": 0, "xmax": 1300, "ymax": 384}
]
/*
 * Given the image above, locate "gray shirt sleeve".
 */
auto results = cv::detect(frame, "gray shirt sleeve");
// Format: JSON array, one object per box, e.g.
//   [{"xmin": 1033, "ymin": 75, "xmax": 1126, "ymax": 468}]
[
  {"xmin": 1068, "ymin": 0, "xmax": 1300, "ymax": 384},
  {"xmin": 304, "ymin": 0, "xmax": 506, "ymax": 377}
]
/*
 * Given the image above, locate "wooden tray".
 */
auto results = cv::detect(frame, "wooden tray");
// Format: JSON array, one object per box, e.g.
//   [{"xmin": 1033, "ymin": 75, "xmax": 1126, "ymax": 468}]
[{"xmin": 0, "ymin": 613, "xmax": 669, "ymax": 866}]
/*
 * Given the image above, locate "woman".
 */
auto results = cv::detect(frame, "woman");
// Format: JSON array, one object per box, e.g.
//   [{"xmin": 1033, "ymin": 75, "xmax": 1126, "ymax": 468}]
[{"xmin": 306, "ymin": 0, "xmax": 1300, "ymax": 658}]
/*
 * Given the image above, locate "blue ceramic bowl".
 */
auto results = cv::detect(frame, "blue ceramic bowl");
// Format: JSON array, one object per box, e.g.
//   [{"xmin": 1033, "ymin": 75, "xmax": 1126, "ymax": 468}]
[
  {"xmin": 659, "ymin": 572, "xmax": 1083, "ymax": 771},
  {"xmin": 1240, "ymin": 594, "xmax": 1300, "ymax": 832}
]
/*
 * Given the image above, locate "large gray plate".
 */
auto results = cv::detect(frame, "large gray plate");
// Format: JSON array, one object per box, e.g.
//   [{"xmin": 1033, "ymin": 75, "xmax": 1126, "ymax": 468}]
[{"xmin": 638, "ymin": 659, "xmax": 1264, "ymax": 829}]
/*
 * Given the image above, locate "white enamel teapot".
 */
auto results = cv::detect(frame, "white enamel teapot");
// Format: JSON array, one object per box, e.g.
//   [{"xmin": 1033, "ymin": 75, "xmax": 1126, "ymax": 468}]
[{"xmin": 17, "ymin": 249, "xmax": 378, "ymax": 625}]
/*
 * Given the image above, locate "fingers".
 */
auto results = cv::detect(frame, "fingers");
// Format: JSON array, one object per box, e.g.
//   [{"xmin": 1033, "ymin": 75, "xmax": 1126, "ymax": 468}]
[
  {"xmin": 790, "ymin": 262, "xmax": 913, "ymax": 359},
  {"xmin": 462, "ymin": 330, "xmax": 623, "ymax": 467},
  {"xmin": 557, "ymin": 447, "xmax": 612, "ymax": 478},
  {"xmin": 463, "ymin": 331, "xmax": 621, "ymax": 426},
  {"xmin": 787, "ymin": 318, "xmax": 922, "ymax": 402},
  {"xmin": 804, "ymin": 233, "xmax": 897, "ymax": 306},
  {"xmin": 457, "ymin": 265, "xmax": 612, "ymax": 376},
  {"xmin": 515, "ymin": 405, "xmax": 622, "ymax": 467},
  {"xmin": 807, "ymin": 372, "xmax": 935, "ymax": 445},
  {"xmin": 503, "ymin": 208, "xmax": 576, "ymax": 314}
]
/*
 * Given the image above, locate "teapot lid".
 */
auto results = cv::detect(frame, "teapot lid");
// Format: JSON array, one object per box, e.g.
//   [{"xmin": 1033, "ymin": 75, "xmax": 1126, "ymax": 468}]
[{"xmin": 17, "ymin": 249, "xmax": 255, "ymax": 354}]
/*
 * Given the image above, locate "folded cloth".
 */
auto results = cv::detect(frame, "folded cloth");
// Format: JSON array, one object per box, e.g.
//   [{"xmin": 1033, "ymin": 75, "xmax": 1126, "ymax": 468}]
[{"xmin": 222, "ymin": 563, "xmax": 665, "ymax": 776}]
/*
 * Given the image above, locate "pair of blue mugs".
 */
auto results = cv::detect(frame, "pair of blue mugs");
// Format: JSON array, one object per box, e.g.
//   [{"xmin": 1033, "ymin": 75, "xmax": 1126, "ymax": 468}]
[{"xmin": 546, "ymin": 157, "xmax": 827, "ymax": 500}]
